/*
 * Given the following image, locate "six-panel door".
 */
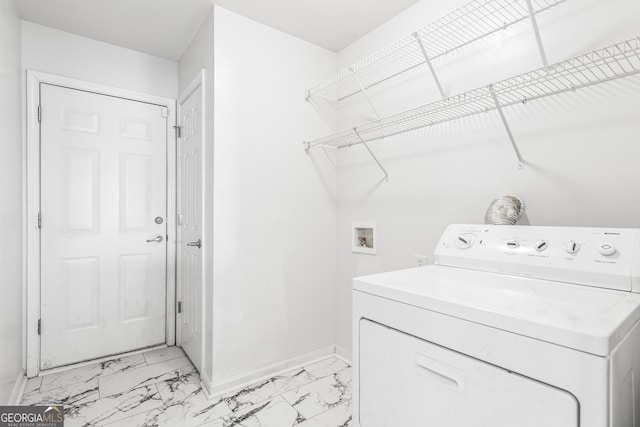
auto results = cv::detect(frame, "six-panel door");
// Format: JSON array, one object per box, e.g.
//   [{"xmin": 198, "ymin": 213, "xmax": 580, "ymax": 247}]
[{"xmin": 40, "ymin": 84, "xmax": 168, "ymax": 369}]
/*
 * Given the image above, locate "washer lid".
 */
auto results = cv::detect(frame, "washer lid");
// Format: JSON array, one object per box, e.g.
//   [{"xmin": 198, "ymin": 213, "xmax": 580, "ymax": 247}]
[{"xmin": 354, "ymin": 266, "xmax": 640, "ymax": 356}]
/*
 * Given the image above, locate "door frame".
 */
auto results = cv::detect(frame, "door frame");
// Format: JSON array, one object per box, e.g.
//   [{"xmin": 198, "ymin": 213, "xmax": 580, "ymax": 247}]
[
  {"xmin": 175, "ymin": 70, "xmax": 206, "ymax": 369},
  {"xmin": 25, "ymin": 70, "xmax": 178, "ymax": 377}
]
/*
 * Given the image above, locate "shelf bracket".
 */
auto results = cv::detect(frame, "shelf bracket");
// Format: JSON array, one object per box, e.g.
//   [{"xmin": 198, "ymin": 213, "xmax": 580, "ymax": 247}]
[
  {"xmin": 414, "ymin": 33, "xmax": 446, "ymax": 98},
  {"xmin": 354, "ymin": 128, "xmax": 389, "ymax": 182},
  {"xmin": 488, "ymin": 84, "xmax": 524, "ymax": 169},
  {"xmin": 351, "ymin": 68, "xmax": 382, "ymax": 119},
  {"xmin": 525, "ymin": 0, "xmax": 548, "ymax": 66}
]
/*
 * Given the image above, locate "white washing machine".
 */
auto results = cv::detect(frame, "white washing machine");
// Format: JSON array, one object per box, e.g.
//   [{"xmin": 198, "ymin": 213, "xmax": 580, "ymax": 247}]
[{"xmin": 353, "ymin": 224, "xmax": 640, "ymax": 427}]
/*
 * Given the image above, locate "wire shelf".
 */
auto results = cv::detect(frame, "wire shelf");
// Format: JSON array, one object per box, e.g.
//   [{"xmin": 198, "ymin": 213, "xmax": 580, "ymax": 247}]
[
  {"xmin": 306, "ymin": 0, "xmax": 566, "ymax": 102},
  {"xmin": 304, "ymin": 37, "xmax": 640, "ymax": 149}
]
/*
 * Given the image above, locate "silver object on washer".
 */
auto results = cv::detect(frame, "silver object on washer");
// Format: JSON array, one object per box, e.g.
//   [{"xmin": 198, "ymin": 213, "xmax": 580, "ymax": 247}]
[{"xmin": 485, "ymin": 194, "xmax": 525, "ymax": 225}]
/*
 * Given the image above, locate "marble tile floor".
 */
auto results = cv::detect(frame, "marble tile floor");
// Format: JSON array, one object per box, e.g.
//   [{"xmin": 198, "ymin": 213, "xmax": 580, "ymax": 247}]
[{"xmin": 21, "ymin": 347, "xmax": 353, "ymax": 427}]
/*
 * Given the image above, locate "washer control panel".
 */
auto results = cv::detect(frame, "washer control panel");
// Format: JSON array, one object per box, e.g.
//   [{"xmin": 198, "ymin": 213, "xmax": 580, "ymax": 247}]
[{"xmin": 435, "ymin": 224, "xmax": 640, "ymax": 292}]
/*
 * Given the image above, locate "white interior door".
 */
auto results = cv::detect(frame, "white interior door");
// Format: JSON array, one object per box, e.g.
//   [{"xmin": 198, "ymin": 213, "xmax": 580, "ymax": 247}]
[
  {"xmin": 177, "ymin": 76, "xmax": 204, "ymax": 372},
  {"xmin": 40, "ymin": 84, "xmax": 168, "ymax": 369}
]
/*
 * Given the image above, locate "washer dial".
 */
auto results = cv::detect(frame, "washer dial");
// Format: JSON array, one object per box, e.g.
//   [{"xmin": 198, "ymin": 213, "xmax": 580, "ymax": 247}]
[
  {"xmin": 599, "ymin": 244, "xmax": 616, "ymax": 256},
  {"xmin": 455, "ymin": 234, "xmax": 475, "ymax": 249},
  {"xmin": 506, "ymin": 240, "xmax": 520, "ymax": 249},
  {"xmin": 566, "ymin": 241, "xmax": 580, "ymax": 254},
  {"xmin": 535, "ymin": 240, "xmax": 549, "ymax": 252}
]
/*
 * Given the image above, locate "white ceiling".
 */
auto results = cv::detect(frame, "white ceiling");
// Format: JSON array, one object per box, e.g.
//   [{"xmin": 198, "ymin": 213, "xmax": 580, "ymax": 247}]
[
  {"xmin": 213, "ymin": 0, "xmax": 422, "ymax": 52},
  {"xmin": 17, "ymin": 0, "xmax": 421, "ymax": 60},
  {"xmin": 17, "ymin": 0, "xmax": 215, "ymax": 61}
]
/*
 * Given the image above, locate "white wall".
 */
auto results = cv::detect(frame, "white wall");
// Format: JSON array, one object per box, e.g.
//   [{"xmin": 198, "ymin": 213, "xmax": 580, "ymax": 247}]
[
  {"xmin": 0, "ymin": 0, "xmax": 24, "ymax": 404},
  {"xmin": 210, "ymin": 6, "xmax": 338, "ymax": 389},
  {"xmin": 22, "ymin": 21, "xmax": 178, "ymax": 98},
  {"xmin": 333, "ymin": 0, "xmax": 640, "ymax": 351},
  {"xmin": 178, "ymin": 7, "xmax": 216, "ymax": 388}
]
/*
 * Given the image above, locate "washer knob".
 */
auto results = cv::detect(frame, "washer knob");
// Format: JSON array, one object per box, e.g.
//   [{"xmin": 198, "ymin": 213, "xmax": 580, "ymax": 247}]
[
  {"xmin": 535, "ymin": 240, "xmax": 549, "ymax": 252},
  {"xmin": 455, "ymin": 234, "xmax": 475, "ymax": 249},
  {"xmin": 506, "ymin": 240, "xmax": 520, "ymax": 249},
  {"xmin": 566, "ymin": 241, "xmax": 580, "ymax": 254},
  {"xmin": 599, "ymin": 244, "xmax": 616, "ymax": 256}
]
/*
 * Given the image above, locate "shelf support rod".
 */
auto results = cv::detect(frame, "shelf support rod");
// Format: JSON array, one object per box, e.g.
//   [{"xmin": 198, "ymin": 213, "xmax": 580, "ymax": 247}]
[
  {"xmin": 488, "ymin": 84, "xmax": 524, "ymax": 169},
  {"xmin": 305, "ymin": 91, "xmax": 338, "ymax": 103},
  {"xmin": 351, "ymin": 68, "xmax": 382, "ymax": 119},
  {"xmin": 354, "ymin": 128, "xmax": 389, "ymax": 182},
  {"xmin": 414, "ymin": 33, "xmax": 446, "ymax": 98},
  {"xmin": 525, "ymin": 0, "xmax": 548, "ymax": 66}
]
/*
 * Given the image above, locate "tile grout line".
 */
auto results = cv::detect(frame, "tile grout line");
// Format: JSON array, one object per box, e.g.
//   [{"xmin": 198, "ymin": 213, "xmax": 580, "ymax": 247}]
[
  {"xmin": 99, "ymin": 359, "xmax": 195, "ymax": 402},
  {"xmin": 297, "ymin": 400, "xmax": 352, "ymax": 426},
  {"xmin": 204, "ymin": 395, "xmax": 299, "ymax": 427},
  {"xmin": 69, "ymin": 377, "xmax": 167, "ymax": 426},
  {"xmin": 209, "ymin": 354, "xmax": 345, "ymax": 407},
  {"xmin": 273, "ymin": 393, "xmax": 307, "ymax": 423},
  {"xmin": 280, "ymin": 368, "xmax": 353, "ymax": 421},
  {"xmin": 154, "ymin": 382, "xmax": 164, "ymax": 406},
  {"xmin": 23, "ymin": 377, "xmax": 44, "ymax": 398},
  {"xmin": 220, "ymin": 369, "xmax": 319, "ymax": 412},
  {"xmin": 145, "ymin": 354, "xmax": 186, "ymax": 367},
  {"xmin": 203, "ymin": 377, "xmax": 309, "ymax": 424},
  {"xmin": 97, "ymin": 355, "xmax": 190, "ymax": 389},
  {"xmin": 207, "ymin": 363, "xmax": 352, "ymax": 425},
  {"xmin": 106, "ymin": 383, "xmax": 166, "ymax": 427},
  {"xmin": 155, "ymin": 379, "xmax": 167, "ymax": 405},
  {"xmin": 39, "ymin": 356, "xmax": 148, "ymax": 393},
  {"xmin": 38, "ymin": 349, "xmax": 185, "ymax": 395},
  {"xmin": 205, "ymin": 354, "xmax": 342, "ymax": 404}
]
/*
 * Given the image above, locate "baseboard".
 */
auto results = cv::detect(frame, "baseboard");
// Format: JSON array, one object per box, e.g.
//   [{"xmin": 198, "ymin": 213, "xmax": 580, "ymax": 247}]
[
  {"xmin": 203, "ymin": 345, "xmax": 335, "ymax": 400},
  {"xmin": 334, "ymin": 344, "xmax": 352, "ymax": 363},
  {"xmin": 8, "ymin": 371, "xmax": 27, "ymax": 405},
  {"xmin": 199, "ymin": 369, "xmax": 214, "ymax": 400}
]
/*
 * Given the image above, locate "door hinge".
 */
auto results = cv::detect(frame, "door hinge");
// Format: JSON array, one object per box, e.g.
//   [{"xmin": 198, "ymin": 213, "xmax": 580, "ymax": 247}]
[
  {"xmin": 177, "ymin": 302, "xmax": 182, "ymax": 314},
  {"xmin": 37, "ymin": 105, "xmax": 42, "ymax": 123},
  {"xmin": 174, "ymin": 126, "xmax": 182, "ymax": 138},
  {"xmin": 37, "ymin": 212, "xmax": 42, "ymax": 229},
  {"xmin": 161, "ymin": 106, "xmax": 169, "ymax": 118},
  {"xmin": 37, "ymin": 319, "xmax": 41, "ymax": 335}
]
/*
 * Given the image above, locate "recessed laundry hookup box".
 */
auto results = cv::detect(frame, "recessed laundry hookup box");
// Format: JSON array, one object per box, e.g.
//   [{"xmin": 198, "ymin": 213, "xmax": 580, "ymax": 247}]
[{"xmin": 352, "ymin": 222, "xmax": 376, "ymax": 255}]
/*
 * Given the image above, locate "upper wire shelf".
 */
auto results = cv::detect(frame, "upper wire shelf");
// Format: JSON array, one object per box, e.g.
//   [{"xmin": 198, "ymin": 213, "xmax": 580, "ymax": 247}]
[
  {"xmin": 304, "ymin": 37, "xmax": 640, "ymax": 150},
  {"xmin": 306, "ymin": 0, "xmax": 566, "ymax": 102}
]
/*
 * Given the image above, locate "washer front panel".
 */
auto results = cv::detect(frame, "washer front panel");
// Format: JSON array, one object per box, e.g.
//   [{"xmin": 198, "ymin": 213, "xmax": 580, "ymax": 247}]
[{"xmin": 359, "ymin": 319, "xmax": 578, "ymax": 427}]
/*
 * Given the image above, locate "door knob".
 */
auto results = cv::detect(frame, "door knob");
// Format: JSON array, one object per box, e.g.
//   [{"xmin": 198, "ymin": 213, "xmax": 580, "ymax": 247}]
[
  {"xmin": 146, "ymin": 235, "xmax": 164, "ymax": 243},
  {"xmin": 187, "ymin": 239, "xmax": 201, "ymax": 249}
]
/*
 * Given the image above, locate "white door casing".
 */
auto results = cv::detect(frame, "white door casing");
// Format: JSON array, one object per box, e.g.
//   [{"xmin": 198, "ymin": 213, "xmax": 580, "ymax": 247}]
[
  {"xmin": 25, "ymin": 71, "xmax": 177, "ymax": 376},
  {"xmin": 177, "ymin": 71, "xmax": 205, "ymax": 372}
]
